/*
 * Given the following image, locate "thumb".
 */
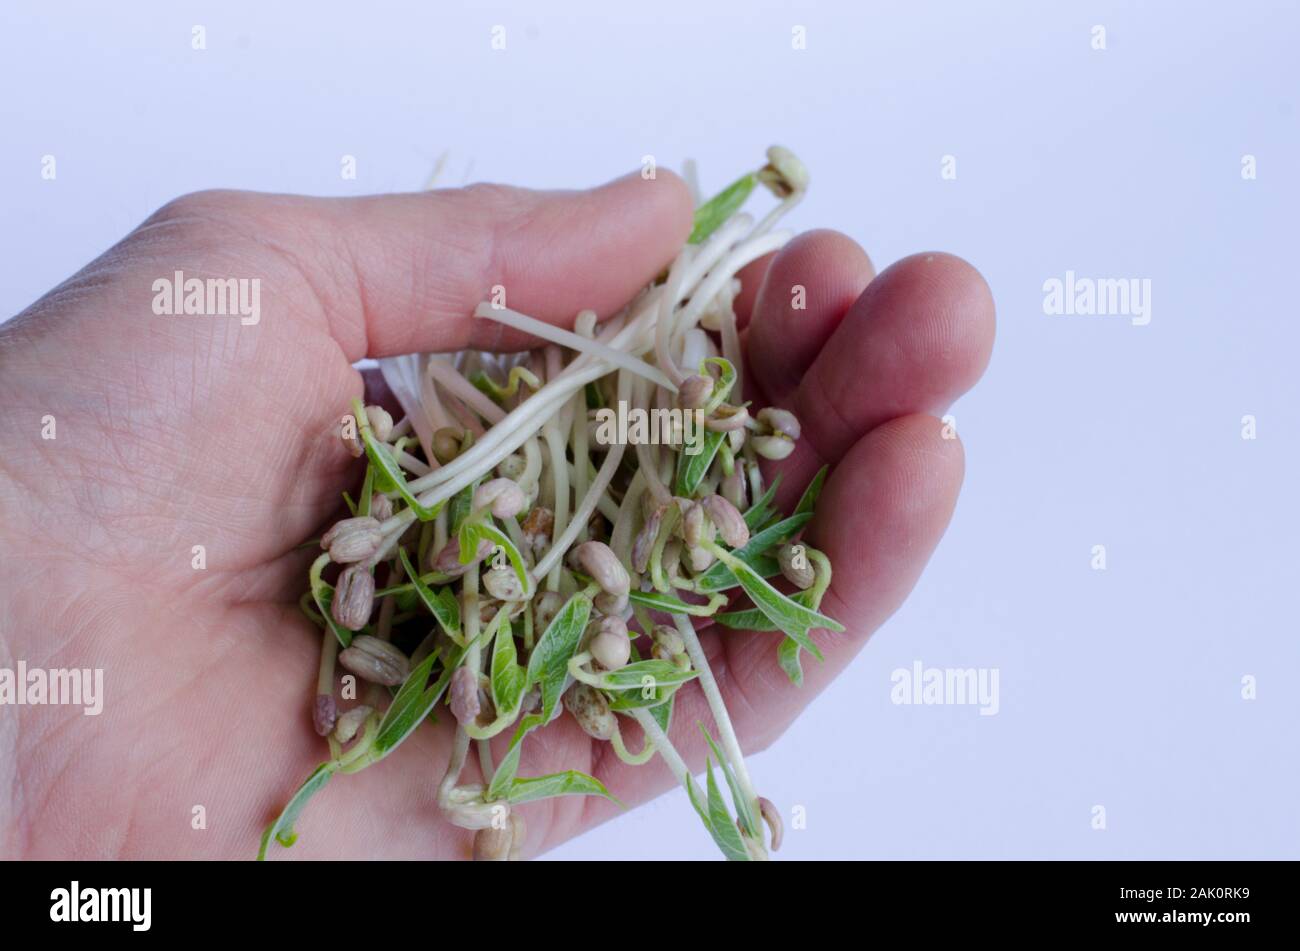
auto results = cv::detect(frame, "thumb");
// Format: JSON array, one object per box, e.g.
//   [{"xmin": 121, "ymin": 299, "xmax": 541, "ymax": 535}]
[{"xmin": 156, "ymin": 171, "xmax": 695, "ymax": 361}]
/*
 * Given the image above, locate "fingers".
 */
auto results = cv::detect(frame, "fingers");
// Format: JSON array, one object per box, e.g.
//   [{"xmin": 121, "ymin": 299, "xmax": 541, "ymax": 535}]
[
  {"xmin": 742, "ymin": 230, "xmax": 876, "ymax": 403},
  {"xmin": 302, "ymin": 174, "xmax": 695, "ymax": 360},
  {"xmin": 147, "ymin": 172, "xmax": 694, "ymax": 362},
  {"xmin": 764, "ymin": 252, "xmax": 994, "ymax": 506}
]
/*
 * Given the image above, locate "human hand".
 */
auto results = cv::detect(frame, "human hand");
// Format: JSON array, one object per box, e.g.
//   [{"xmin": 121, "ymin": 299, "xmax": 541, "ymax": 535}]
[{"xmin": 0, "ymin": 171, "xmax": 992, "ymax": 859}]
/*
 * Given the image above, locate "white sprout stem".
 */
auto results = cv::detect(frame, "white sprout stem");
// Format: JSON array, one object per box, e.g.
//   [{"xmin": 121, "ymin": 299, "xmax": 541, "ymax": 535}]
[
  {"xmin": 428, "ymin": 354, "xmax": 506, "ymax": 424},
  {"xmin": 750, "ymin": 190, "xmax": 805, "ymax": 240},
  {"xmin": 654, "ymin": 246, "xmax": 695, "ymax": 385},
  {"xmin": 568, "ymin": 458, "xmax": 621, "ymax": 522},
  {"xmin": 438, "ymin": 727, "xmax": 471, "ymax": 806},
  {"xmin": 316, "ymin": 626, "xmax": 337, "ymax": 695},
  {"xmin": 672, "ymin": 612, "xmax": 761, "ymax": 817},
  {"xmin": 378, "ymin": 223, "xmax": 790, "ymax": 547},
  {"xmin": 609, "ymin": 468, "xmax": 646, "ymax": 567},
  {"xmin": 520, "ymin": 436, "xmax": 543, "ymax": 496},
  {"xmin": 533, "ymin": 374, "xmax": 631, "ymax": 580},
  {"xmin": 396, "ymin": 449, "xmax": 431, "ymax": 476},
  {"xmin": 571, "ymin": 390, "xmax": 589, "ymax": 514},
  {"xmin": 674, "ymin": 230, "xmax": 792, "ymax": 338},
  {"xmin": 543, "ymin": 423, "xmax": 569, "ymax": 592},
  {"xmin": 717, "ymin": 282, "xmax": 744, "ymax": 399},
  {"xmin": 628, "ymin": 707, "xmax": 691, "ymax": 781},
  {"xmin": 474, "ymin": 302, "xmax": 677, "ymax": 391},
  {"xmin": 419, "ymin": 356, "xmax": 454, "ymax": 431},
  {"xmin": 402, "ymin": 277, "xmax": 669, "ymax": 501},
  {"xmin": 682, "ymin": 158, "xmax": 701, "ymax": 205}
]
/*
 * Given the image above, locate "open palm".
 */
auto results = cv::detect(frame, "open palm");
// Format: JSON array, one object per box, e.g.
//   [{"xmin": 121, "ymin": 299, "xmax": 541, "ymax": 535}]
[{"xmin": 0, "ymin": 171, "xmax": 992, "ymax": 859}]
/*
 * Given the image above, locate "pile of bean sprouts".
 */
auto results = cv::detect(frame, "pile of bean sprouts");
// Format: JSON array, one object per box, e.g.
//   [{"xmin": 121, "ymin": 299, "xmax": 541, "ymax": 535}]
[{"xmin": 260, "ymin": 147, "xmax": 841, "ymax": 862}]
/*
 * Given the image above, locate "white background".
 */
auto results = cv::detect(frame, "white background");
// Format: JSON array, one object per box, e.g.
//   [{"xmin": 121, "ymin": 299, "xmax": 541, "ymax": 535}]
[{"xmin": 2, "ymin": 1, "xmax": 1296, "ymax": 859}]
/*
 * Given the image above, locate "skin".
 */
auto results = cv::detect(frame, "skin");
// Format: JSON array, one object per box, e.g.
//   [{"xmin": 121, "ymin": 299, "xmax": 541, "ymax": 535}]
[{"xmin": 0, "ymin": 171, "xmax": 993, "ymax": 859}]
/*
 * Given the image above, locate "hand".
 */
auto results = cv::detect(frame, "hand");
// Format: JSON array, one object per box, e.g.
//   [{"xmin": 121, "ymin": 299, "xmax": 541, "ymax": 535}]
[{"xmin": 0, "ymin": 172, "xmax": 993, "ymax": 859}]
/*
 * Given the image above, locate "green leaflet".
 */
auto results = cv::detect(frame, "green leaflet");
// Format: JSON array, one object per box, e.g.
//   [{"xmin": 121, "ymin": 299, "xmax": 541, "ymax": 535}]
[
  {"xmin": 490, "ymin": 615, "xmax": 527, "ymax": 717},
  {"xmin": 698, "ymin": 357, "xmax": 736, "ymax": 415},
  {"xmin": 674, "ymin": 429, "xmax": 725, "ymax": 496},
  {"xmin": 694, "ymin": 512, "xmax": 812, "ymax": 593},
  {"xmin": 708, "ymin": 545, "xmax": 839, "ymax": 660},
  {"xmin": 352, "ymin": 398, "xmax": 443, "ymax": 521},
  {"xmin": 777, "ymin": 636, "xmax": 805, "ymax": 686},
  {"xmin": 257, "ymin": 762, "xmax": 337, "ymax": 860},
  {"xmin": 598, "ymin": 659, "xmax": 698, "ymax": 692},
  {"xmin": 371, "ymin": 649, "xmax": 449, "ymax": 759},
  {"xmin": 459, "ymin": 521, "xmax": 531, "ymax": 597},
  {"xmin": 702, "ymin": 727, "xmax": 759, "ymax": 839},
  {"xmin": 470, "ymin": 366, "xmax": 540, "ymax": 404},
  {"xmin": 448, "ymin": 483, "xmax": 476, "ymax": 537},
  {"xmin": 649, "ymin": 691, "xmax": 675, "ymax": 733},
  {"xmin": 398, "ymin": 549, "xmax": 460, "ymax": 637},
  {"xmin": 487, "ymin": 713, "xmax": 541, "ymax": 801},
  {"xmin": 608, "ymin": 680, "xmax": 679, "ymax": 712},
  {"xmin": 685, "ymin": 767, "xmax": 750, "ymax": 861},
  {"xmin": 356, "ymin": 466, "xmax": 376, "ymax": 517},
  {"xmin": 525, "ymin": 592, "xmax": 593, "ymax": 722},
  {"xmin": 309, "ymin": 554, "xmax": 354, "ymax": 648},
  {"xmin": 626, "ymin": 586, "xmax": 727, "ymax": 617},
  {"xmin": 794, "ymin": 465, "xmax": 829, "ymax": 516},
  {"xmin": 490, "ymin": 594, "xmax": 595, "ymax": 800},
  {"xmin": 506, "ymin": 771, "xmax": 619, "ymax": 805},
  {"xmin": 742, "ymin": 474, "xmax": 783, "ymax": 530},
  {"xmin": 704, "ymin": 759, "xmax": 751, "ymax": 860},
  {"xmin": 689, "ymin": 173, "xmax": 758, "ymax": 245},
  {"xmin": 714, "ymin": 587, "xmax": 818, "ymax": 631}
]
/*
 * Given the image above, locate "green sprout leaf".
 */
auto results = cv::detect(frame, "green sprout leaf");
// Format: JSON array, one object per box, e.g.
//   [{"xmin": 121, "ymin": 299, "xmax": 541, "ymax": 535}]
[
  {"xmin": 370, "ymin": 651, "xmax": 445, "ymax": 759},
  {"xmin": 694, "ymin": 512, "xmax": 813, "ymax": 593},
  {"xmin": 742, "ymin": 474, "xmax": 783, "ymax": 530},
  {"xmin": 794, "ymin": 464, "xmax": 829, "ymax": 517},
  {"xmin": 598, "ymin": 659, "xmax": 699, "ymax": 692},
  {"xmin": 714, "ymin": 587, "xmax": 818, "ymax": 631},
  {"xmin": 525, "ymin": 592, "xmax": 593, "ymax": 722},
  {"xmin": 707, "ymin": 545, "xmax": 839, "ymax": 660},
  {"xmin": 625, "ymin": 587, "xmax": 727, "ymax": 617},
  {"xmin": 698, "ymin": 357, "xmax": 737, "ymax": 415},
  {"xmin": 685, "ymin": 767, "xmax": 750, "ymax": 861},
  {"xmin": 506, "ymin": 770, "xmax": 619, "ymax": 805},
  {"xmin": 491, "ymin": 615, "xmax": 527, "ymax": 717},
  {"xmin": 487, "ymin": 714, "xmax": 541, "ymax": 801},
  {"xmin": 356, "ymin": 465, "xmax": 376, "ymax": 517},
  {"xmin": 459, "ymin": 521, "xmax": 531, "ymax": 597},
  {"xmin": 704, "ymin": 758, "xmax": 751, "ymax": 860},
  {"xmin": 777, "ymin": 635, "xmax": 805, "ymax": 686},
  {"xmin": 398, "ymin": 549, "xmax": 460, "ymax": 638},
  {"xmin": 257, "ymin": 762, "xmax": 337, "ymax": 860},
  {"xmin": 689, "ymin": 173, "xmax": 758, "ymax": 244},
  {"xmin": 674, "ymin": 429, "xmax": 725, "ymax": 496},
  {"xmin": 352, "ymin": 398, "xmax": 443, "ymax": 521},
  {"xmin": 701, "ymin": 726, "xmax": 760, "ymax": 838}
]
